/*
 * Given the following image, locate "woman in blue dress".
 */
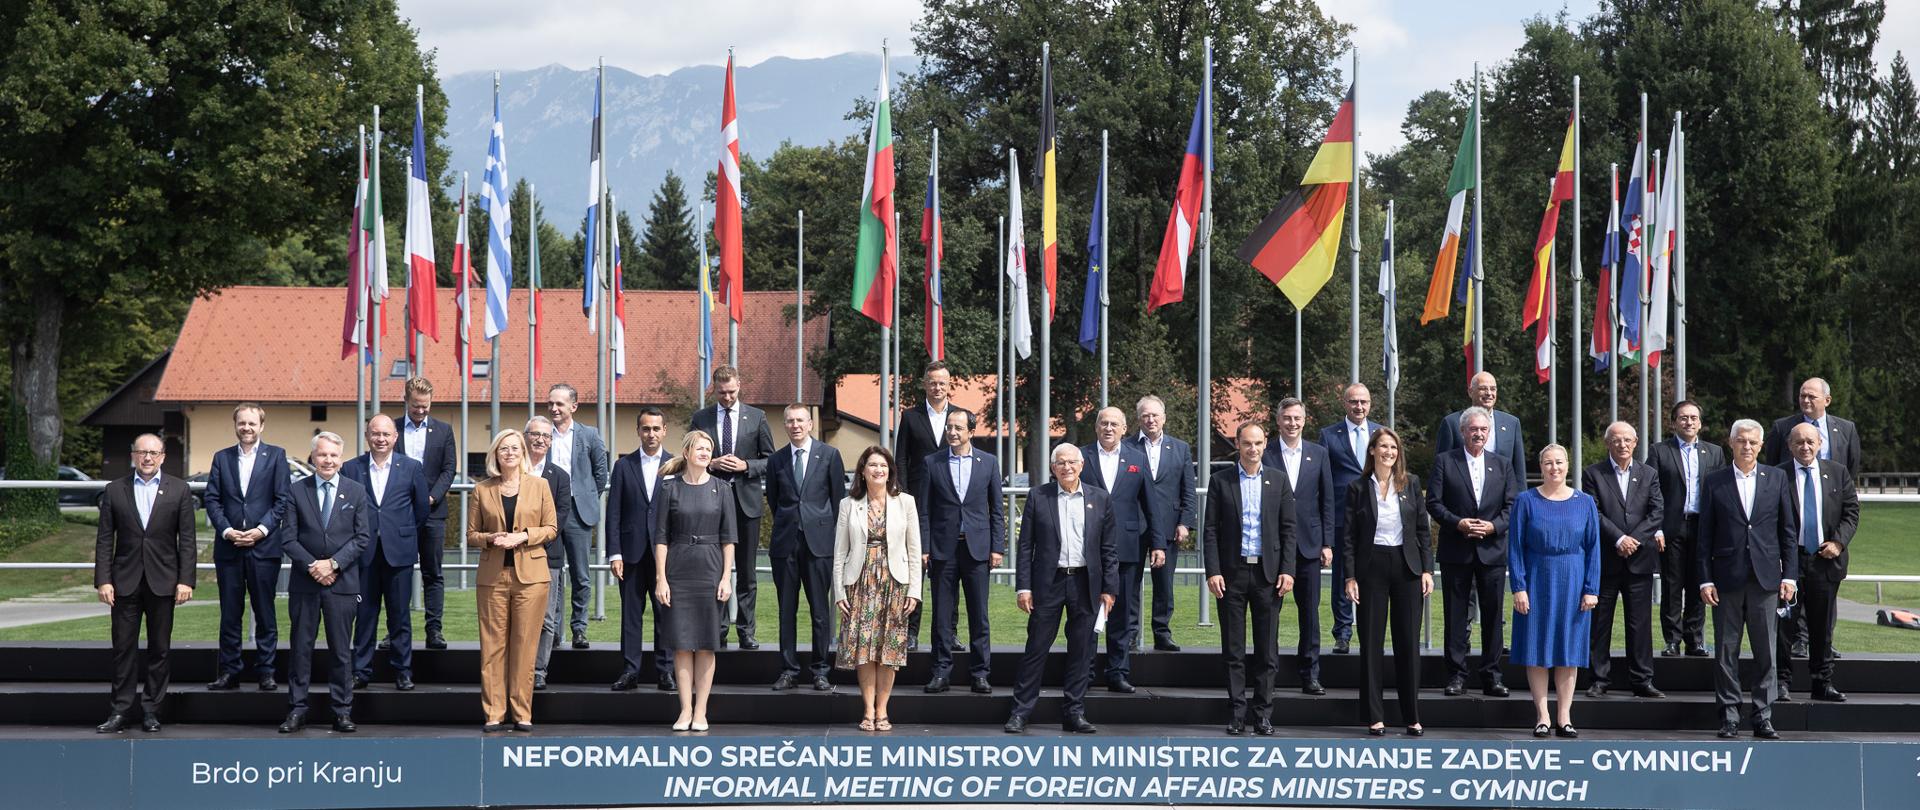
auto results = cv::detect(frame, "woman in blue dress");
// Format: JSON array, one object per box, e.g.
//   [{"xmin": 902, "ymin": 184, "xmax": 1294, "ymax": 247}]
[{"xmin": 1509, "ymin": 444, "xmax": 1601, "ymax": 739}]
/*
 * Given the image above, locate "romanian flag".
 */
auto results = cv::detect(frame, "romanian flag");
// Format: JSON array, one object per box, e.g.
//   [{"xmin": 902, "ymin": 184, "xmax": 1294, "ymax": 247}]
[
  {"xmin": 1423, "ymin": 100, "xmax": 1476, "ymax": 324},
  {"xmin": 851, "ymin": 49, "xmax": 897, "ymax": 326},
  {"xmin": 1038, "ymin": 48, "xmax": 1058, "ymax": 320},
  {"xmin": 1237, "ymin": 86, "xmax": 1353, "ymax": 310}
]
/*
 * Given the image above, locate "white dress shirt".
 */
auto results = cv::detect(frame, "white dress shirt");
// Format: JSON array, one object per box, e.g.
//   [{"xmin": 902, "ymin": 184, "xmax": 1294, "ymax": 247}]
[
  {"xmin": 236, "ymin": 443, "xmax": 257, "ymax": 497},
  {"xmin": 368, "ymin": 454, "xmax": 392, "ymax": 506},
  {"xmin": 926, "ymin": 403, "xmax": 950, "ymax": 446},
  {"xmin": 1277, "ymin": 440, "xmax": 1303, "ymax": 489},
  {"xmin": 1371, "ymin": 474, "xmax": 1404, "ymax": 547},
  {"xmin": 1138, "ymin": 432, "xmax": 1164, "ymax": 478},
  {"xmin": 1097, "ymin": 444, "xmax": 1122, "ymax": 490},
  {"xmin": 403, "ymin": 417, "xmax": 429, "ymax": 462},
  {"xmin": 1612, "ymin": 461, "xmax": 1635, "ymax": 550},
  {"xmin": 133, "ymin": 472, "xmax": 161, "ymax": 529},
  {"xmin": 551, "ymin": 422, "xmax": 575, "ymax": 475},
  {"xmin": 1464, "ymin": 449, "xmax": 1487, "ymax": 503}
]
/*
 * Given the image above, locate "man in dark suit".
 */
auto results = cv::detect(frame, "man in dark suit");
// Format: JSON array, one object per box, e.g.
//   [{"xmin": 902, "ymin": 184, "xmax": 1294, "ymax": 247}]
[
  {"xmin": 689, "ymin": 365, "xmax": 775, "ymax": 648},
  {"xmin": 1774, "ymin": 422, "xmax": 1859, "ymax": 703},
  {"xmin": 1698, "ymin": 419, "xmax": 1799, "ymax": 740},
  {"xmin": 204, "ymin": 403, "xmax": 291, "ymax": 692},
  {"xmin": 547, "ymin": 382, "xmax": 610, "ymax": 649},
  {"xmin": 1318, "ymin": 383, "xmax": 1382, "ymax": 655},
  {"xmin": 1266, "ymin": 397, "xmax": 1335, "ymax": 693},
  {"xmin": 917, "ymin": 409, "xmax": 1006, "ymax": 695},
  {"xmin": 767, "ymin": 404, "xmax": 848, "ymax": 691},
  {"xmin": 521, "ymin": 416, "xmax": 574, "ymax": 691},
  {"xmin": 400, "ymin": 377, "xmax": 457, "ymax": 650},
  {"xmin": 894, "ymin": 361, "xmax": 967, "ymax": 651},
  {"xmin": 1649, "ymin": 399, "xmax": 1725, "ymax": 657},
  {"xmin": 1081, "ymin": 406, "xmax": 1159, "ymax": 693},
  {"xmin": 1203, "ymin": 423, "xmax": 1297, "ymax": 736},
  {"xmin": 340, "ymin": 415, "xmax": 429, "ymax": 691},
  {"xmin": 1434, "ymin": 372, "xmax": 1529, "ymax": 485},
  {"xmin": 280, "ymin": 432, "xmax": 371, "ymax": 734},
  {"xmin": 1129, "ymin": 394, "xmax": 1195, "ymax": 652},
  {"xmin": 94, "ymin": 434, "xmax": 197, "ymax": 734},
  {"xmin": 606, "ymin": 408, "xmax": 676, "ymax": 692},
  {"xmin": 1004, "ymin": 444, "xmax": 1119, "ymax": 734},
  {"xmin": 1766, "ymin": 377, "xmax": 1862, "ymax": 659},
  {"xmin": 1427, "ymin": 406, "xmax": 1520, "ymax": 697},
  {"xmin": 1582, "ymin": 422, "xmax": 1666, "ymax": 699}
]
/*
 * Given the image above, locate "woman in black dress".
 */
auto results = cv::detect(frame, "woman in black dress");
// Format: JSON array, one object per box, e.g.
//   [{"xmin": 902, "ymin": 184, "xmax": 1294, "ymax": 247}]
[
  {"xmin": 1341, "ymin": 427, "xmax": 1433, "ymax": 737},
  {"xmin": 653, "ymin": 430, "xmax": 736, "ymax": 731}
]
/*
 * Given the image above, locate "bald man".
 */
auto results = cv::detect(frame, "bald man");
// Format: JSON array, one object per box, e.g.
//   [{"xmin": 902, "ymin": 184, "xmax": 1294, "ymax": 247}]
[
  {"xmin": 1766, "ymin": 377, "xmax": 1862, "ymax": 661},
  {"xmin": 1080, "ymin": 407, "xmax": 1160, "ymax": 693},
  {"xmin": 340, "ymin": 414, "xmax": 429, "ymax": 691},
  {"xmin": 1774, "ymin": 423, "xmax": 1858, "ymax": 703},
  {"xmin": 1318, "ymin": 383, "xmax": 1382, "ymax": 653},
  {"xmin": 1435, "ymin": 372, "xmax": 1528, "ymax": 485},
  {"xmin": 1581, "ymin": 422, "xmax": 1665, "ymax": 698}
]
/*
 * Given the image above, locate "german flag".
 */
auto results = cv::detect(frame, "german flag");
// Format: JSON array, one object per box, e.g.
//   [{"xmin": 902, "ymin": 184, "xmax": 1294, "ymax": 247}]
[{"xmin": 1238, "ymin": 86, "xmax": 1353, "ymax": 309}]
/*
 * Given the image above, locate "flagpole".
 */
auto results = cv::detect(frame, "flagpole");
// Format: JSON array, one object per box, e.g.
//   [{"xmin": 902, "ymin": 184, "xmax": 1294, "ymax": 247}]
[
  {"xmin": 1472, "ymin": 64, "xmax": 1485, "ymax": 375},
  {"xmin": 527, "ymin": 182, "xmax": 539, "ymax": 420},
  {"xmin": 1673, "ymin": 111, "xmax": 1687, "ymax": 403},
  {"xmin": 487, "ymin": 73, "xmax": 503, "ymax": 440},
  {"xmin": 459, "ymin": 172, "xmax": 471, "ymax": 516},
  {"xmin": 1294, "ymin": 308, "xmax": 1303, "ymax": 397},
  {"xmin": 1196, "ymin": 36, "xmax": 1214, "ymax": 628},
  {"xmin": 1547, "ymin": 174, "xmax": 1558, "ymax": 449},
  {"xmin": 372, "ymin": 105, "xmax": 385, "ymax": 418},
  {"xmin": 893, "ymin": 210, "xmax": 903, "ymax": 437},
  {"xmin": 1637, "ymin": 92, "xmax": 1650, "ymax": 460},
  {"xmin": 997, "ymin": 214, "xmax": 1006, "ymax": 467},
  {"xmin": 1037, "ymin": 40, "xmax": 1052, "ymax": 487},
  {"xmin": 1608, "ymin": 163, "xmax": 1619, "ymax": 423},
  {"xmin": 1570, "ymin": 75, "xmax": 1583, "ymax": 477},
  {"xmin": 1348, "ymin": 48, "xmax": 1361, "ymax": 386},
  {"xmin": 1386, "ymin": 199, "xmax": 1397, "ymax": 429},
  {"xmin": 1099, "ymin": 129, "xmax": 1110, "ymax": 409},
  {"xmin": 355, "ymin": 125, "xmax": 368, "ymax": 455},
  {"xmin": 697, "ymin": 203, "xmax": 708, "ymax": 410},
  {"xmin": 796, "ymin": 209, "xmax": 805, "ymax": 403},
  {"xmin": 594, "ymin": 60, "xmax": 609, "ymax": 451},
  {"xmin": 1652, "ymin": 145, "xmax": 1663, "ymax": 447},
  {"xmin": 1007, "ymin": 152, "xmax": 1019, "ymax": 480}
]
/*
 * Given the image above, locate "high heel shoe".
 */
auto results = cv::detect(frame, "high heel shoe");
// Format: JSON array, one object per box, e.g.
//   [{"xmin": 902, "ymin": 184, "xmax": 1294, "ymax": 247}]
[
  {"xmin": 672, "ymin": 717, "xmax": 693, "ymax": 732},
  {"xmin": 1366, "ymin": 725, "xmax": 1386, "ymax": 737},
  {"xmin": 1405, "ymin": 725, "xmax": 1425, "ymax": 737}
]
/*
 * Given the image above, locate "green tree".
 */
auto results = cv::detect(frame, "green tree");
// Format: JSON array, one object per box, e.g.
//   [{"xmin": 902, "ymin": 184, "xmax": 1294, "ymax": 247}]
[{"xmin": 637, "ymin": 171, "xmax": 700, "ymax": 289}]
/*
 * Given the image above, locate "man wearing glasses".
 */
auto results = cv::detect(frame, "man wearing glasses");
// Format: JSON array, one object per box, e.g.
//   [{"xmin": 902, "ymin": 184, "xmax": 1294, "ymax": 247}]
[
  {"xmin": 95, "ymin": 435, "xmax": 196, "ymax": 733},
  {"xmin": 1318, "ymin": 383, "xmax": 1382, "ymax": 654}
]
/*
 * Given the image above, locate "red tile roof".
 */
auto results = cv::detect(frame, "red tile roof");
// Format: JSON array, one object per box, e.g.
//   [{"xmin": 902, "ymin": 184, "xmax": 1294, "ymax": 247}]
[{"xmin": 154, "ymin": 286, "xmax": 826, "ymax": 405}]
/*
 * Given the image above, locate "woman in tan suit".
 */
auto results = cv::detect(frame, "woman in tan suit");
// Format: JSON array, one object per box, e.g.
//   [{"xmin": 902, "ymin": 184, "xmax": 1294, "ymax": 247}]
[
  {"xmin": 467, "ymin": 429, "xmax": 558, "ymax": 733},
  {"xmin": 832, "ymin": 446, "xmax": 921, "ymax": 731}
]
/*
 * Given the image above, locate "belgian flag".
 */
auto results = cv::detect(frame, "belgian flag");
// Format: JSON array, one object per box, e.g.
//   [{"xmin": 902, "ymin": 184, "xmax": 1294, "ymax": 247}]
[{"xmin": 1237, "ymin": 86, "xmax": 1353, "ymax": 310}]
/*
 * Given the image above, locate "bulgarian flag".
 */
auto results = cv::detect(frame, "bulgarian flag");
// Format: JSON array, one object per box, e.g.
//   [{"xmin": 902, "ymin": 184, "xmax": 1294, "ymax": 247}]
[
  {"xmin": 1237, "ymin": 85, "xmax": 1354, "ymax": 309},
  {"xmin": 1423, "ymin": 98, "xmax": 1476, "ymax": 325},
  {"xmin": 850, "ymin": 48, "xmax": 897, "ymax": 326}
]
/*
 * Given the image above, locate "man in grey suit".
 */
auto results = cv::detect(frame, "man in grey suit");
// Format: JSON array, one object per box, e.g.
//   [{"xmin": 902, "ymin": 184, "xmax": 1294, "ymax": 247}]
[
  {"xmin": 1266, "ymin": 397, "xmax": 1335, "ymax": 693},
  {"xmin": 1698, "ymin": 418, "xmax": 1798, "ymax": 739},
  {"xmin": 1080, "ymin": 406, "xmax": 1159, "ymax": 693},
  {"xmin": 1766, "ymin": 376, "xmax": 1862, "ymax": 660},
  {"xmin": 1582, "ymin": 422, "xmax": 1666, "ymax": 699},
  {"xmin": 766, "ymin": 405, "xmax": 847, "ymax": 691},
  {"xmin": 1128, "ymin": 394, "xmax": 1194, "ymax": 652},
  {"xmin": 1650, "ymin": 399, "xmax": 1725, "ymax": 656},
  {"xmin": 522, "ymin": 416, "xmax": 573, "ymax": 690},
  {"xmin": 1434, "ymin": 372, "xmax": 1529, "ymax": 485},
  {"xmin": 280, "ymin": 432, "xmax": 371, "ymax": 734},
  {"xmin": 1317, "ymin": 383, "xmax": 1382, "ymax": 655},
  {"xmin": 689, "ymin": 365, "xmax": 776, "ymax": 648},
  {"xmin": 547, "ymin": 383, "xmax": 609, "ymax": 649}
]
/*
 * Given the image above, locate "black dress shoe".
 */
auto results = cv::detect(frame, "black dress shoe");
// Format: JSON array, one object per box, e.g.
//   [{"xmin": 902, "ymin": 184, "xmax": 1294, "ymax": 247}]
[
  {"xmin": 141, "ymin": 715, "xmax": 161, "ymax": 733},
  {"xmin": 1366, "ymin": 725, "xmax": 1385, "ymax": 737},
  {"xmin": 513, "ymin": 722, "xmax": 534, "ymax": 732},
  {"xmin": 658, "ymin": 674, "xmax": 678, "ymax": 692},
  {"xmin": 813, "ymin": 675, "xmax": 833, "ymax": 692},
  {"xmin": 1302, "ymin": 681, "xmax": 1326, "ymax": 696},
  {"xmin": 1717, "ymin": 723, "xmax": 1740, "ymax": 739},
  {"xmin": 207, "ymin": 673, "xmax": 241, "ymax": 691},
  {"xmin": 1226, "ymin": 719, "xmax": 1246, "ymax": 736},
  {"xmin": 258, "ymin": 676, "xmax": 278, "ymax": 692},
  {"xmin": 1253, "ymin": 721, "xmax": 1275, "ymax": 736},
  {"xmin": 333, "ymin": 715, "xmax": 357, "ymax": 733},
  {"xmin": 377, "ymin": 639, "xmax": 392, "ymax": 651},
  {"xmin": 971, "ymin": 676, "xmax": 993, "ymax": 694},
  {"xmin": 1483, "ymin": 683, "xmax": 1510, "ymax": 698},
  {"xmin": 1108, "ymin": 678, "xmax": 1136, "ymax": 694},
  {"xmin": 1405, "ymin": 725, "xmax": 1425, "ymax": 737},
  {"xmin": 1686, "ymin": 646, "xmax": 1711, "ymax": 657},
  {"xmin": 924, "ymin": 676, "xmax": 951, "ymax": 693},
  {"xmin": 771, "ymin": 673, "xmax": 797, "ymax": 691},
  {"xmin": 1444, "ymin": 679, "xmax": 1465, "ymax": 697},
  {"xmin": 1533, "ymin": 723, "xmax": 1550, "ymax": 738},
  {"xmin": 533, "ymin": 674, "xmax": 548, "ymax": 690},
  {"xmin": 1753, "ymin": 721, "xmax": 1780, "ymax": 740},
  {"xmin": 1661, "ymin": 642, "xmax": 1681, "ymax": 657},
  {"xmin": 482, "ymin": 722, "xmax": 510, "ymax": 733},
  {"xmin": 1154, "ymin": 639, "xmax": 1182, "ymax": 652},
  {"xmin": 572, "ymin": 632, "xmax": 591, "ymax": 650},
  {"xmin": 1063, "ymin": 715, "xmax": 1098, "ymax": 733},
  {"xmin": 1333, "ymin": 640, "xmax": 1351, "ymax": 655},
  {"xmin": 97, "ymin": 714, "xmax": 130, "ymax": 733},
  {"xmin": 552, "ymin": 634, "xmax": 562, "ymax": 650},
  {"xmin": 279, "ymin": 711, "xmax": 307, "ymax": 734},
  {"xmin": 1555, "ymin": 723, "xmax": 1579, "ymax": 738},
  {"xmin": 1814, "ymin": 684, "xmax": 1849, "ymax": 702},
  {"xmin": 351, "ymin": 674, "xmax": 369, "ymax": 690},
  {"xmin": 1586, "ymin": 684, "xmax": 1609, "ymax": 698},
  {"xmin": 1832, "ymin": 649, "xmax": 1844, "ymax": 660},
  {"xmin": 1003, "ymin": 715, "xmax": 1028, "ymax": 734},
  {"xmin": 425, "ymin": 632, "xmax": 448, "ymax": 650},
  {"xmin": 1790, "ymin": 641, "xmax": 1809, "ymax": 659},
  {"xmin": 1633, "ymin": 685, "xmax": 1667, "ymax": 699},
  {"xmin": 611, "ymin": 671, "xmax": 641, "ymax": 691},
  {"xmin": 738, "ymin": 638, "xmax": 760, "ymax": 650},
  {"xmin": 396, "ymin": 675, "xmax": 415, "ymax": 691},
  {"xmin": 1778, "ymin": 685, "xmax": 1794, "ymax": 702},
  {"xmin": 951, "ymin": 641, "xmax": 967, "ymax": 652}
]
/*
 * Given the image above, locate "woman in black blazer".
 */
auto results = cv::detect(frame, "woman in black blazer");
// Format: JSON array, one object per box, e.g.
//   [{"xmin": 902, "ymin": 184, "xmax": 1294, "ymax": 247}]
[{"xmin": 1341, "ymin": 427, "xmax": 1433, "ymax": 736}]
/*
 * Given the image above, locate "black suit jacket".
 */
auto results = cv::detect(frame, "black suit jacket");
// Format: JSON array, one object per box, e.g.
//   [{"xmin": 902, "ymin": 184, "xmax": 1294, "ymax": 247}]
[
  {"xmin": 1777, "ymin": 458, "xmax": 1860, "ymax": 584},
  {"xmin": 1201, "ymin": 464, "xmax": 1298, "ymax": 585},
  {"xmin": 535, "ymin": 462, "xmax": 573, "ymax": 567},
  {"xmin": 1015, "ymin": 482, "xmax": 1120, "ymax": 607},
  {"xmin": 916, "ymin": 447, "xmax": 1006, "ymax": 562},
  {"xmin": 1767, "ymin": 413, "xmax": 1863, "ymax": 475},
  {"xmin": 339, "ymin": 453, "xmax": 430, "ymax": 568},
  {"xmin": 94, "ymin": 473, "xmax": 198, "ymax": 595},
  {"xmin": 766, "ymin": 441, "xmax": 848, "ymax": 558},
  {"xmin": 1263, "ymin": 440, "xmax": 1336, "ymax": 559},
  {"xmin": 895, "ymin": 403, "xmax": 970, "ymax": 501},
  {"xmin": 1581, "ymin": 460, "xmax": 1665, "ymax": 578},
  {"xmin": 1435, "ymin": 408, "xmax": 1529, "ymax": 484},
  {"xmin": 1080, "ymin": 441, "xmax": 1162, "ymax": 562},
  {"xmin": 400, "ymin": 415, "xmax": 457, "ymax": 521},
  {"xmin": 607, "ymin": 450, "xmax": 669, "ymax": 564},
  {"xmin": 1426, "ymin": 449, "xmax": 1520, "ymax": 566},
  {"xmin": 1695, "ymin": 465, "xmax": 1799, "ymax": 591},
  {"xmin": 690, "ymin": 402, "xmax": 775, "ymax": 518},
  {"xmin": 1648, "ymin": 435, "xmax": 1728, "ymax": 537},
  {"xmin": 283, "ymin": 475, "xmax": 372, "ymax": 595},
  {"xmin": 205, "ymin": 443, "xmax": 293, "ymax": 561},
  {"xmin": 1342, "ymin": 475, "xmax": 1432, "ymax": 580}
]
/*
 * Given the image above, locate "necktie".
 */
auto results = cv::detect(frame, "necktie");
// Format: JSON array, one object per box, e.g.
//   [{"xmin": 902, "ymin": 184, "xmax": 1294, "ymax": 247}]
[
  {"xmin": 795, "ymin": 447, "xmax": 807, "ymax": 484},
  {"xmin": 320, "ymin": 481, "xmax": 334, "ymax": 529},
  {"xmin": 721, "ymin": 407, "xmax": 734, "ymax": 456},
  {"xmin": 1802, "ymin": 466, "xmax": 1819, "ymax": 554},
  {"xmin": 1353, "ymin": 424, "xmax": 1366, "ymax": 463}
]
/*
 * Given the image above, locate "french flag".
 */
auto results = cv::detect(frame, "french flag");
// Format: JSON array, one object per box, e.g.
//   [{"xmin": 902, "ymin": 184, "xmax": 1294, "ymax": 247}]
[{"xmin": 404, "ymin": 89, "xmax": 438, "ymax": 354}]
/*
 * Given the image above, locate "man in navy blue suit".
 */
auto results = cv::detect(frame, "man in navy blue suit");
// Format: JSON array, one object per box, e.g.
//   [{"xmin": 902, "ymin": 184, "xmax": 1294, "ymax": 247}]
[
  {"xmin": 917, "ymin": 409, "xmax": 1005, "ymax": 695},
  {"xmin": 400, "ymin": 378, "xmax": 458, "ymax": 650},
  {"xmin": 1081, "ymin": 406, "xmax": 1159, "ymax": 693},
  {"xmin": 1128, "ymin": 395, "xmax": 1194, "ymax": 652},
  {"xmin": 1428, "ymin": 406, "xmax": 1520, "ymax": 697},
  {"xmin": 1004, "ymin": 444, "xmax": 1118, "ymax": 734},
  {"xmin": 1698, "ymin": 419, "xmax": 1799, "ymax": 740},
  {"xmin": 1267, "ymin": 397, "xmax": 1335, "ymax": 693},
  {"xmin": 1318, "ymin": 383, "xmax": 1381, "ymax": 654},
  {"xmin": 1434, "ymin": 372, "xmax": 1528, "ymax": 485},
  {"xmin": 767, "ymin": 405, "xmax": 848, "ymax": 691},
  {"xmin": 340, "ymin": 414, "xmax": 428, "ymax": 691},
  {"xmin": 607, "ymin": 408, "xmax": 675, "ymax": 691},
  {"xmin": 280, "ymin": 432, "xmax": 370, "ymax": 734},
  {"xmin": 205, "ymin": 403, "xmax": 292, "ymax": 692}
]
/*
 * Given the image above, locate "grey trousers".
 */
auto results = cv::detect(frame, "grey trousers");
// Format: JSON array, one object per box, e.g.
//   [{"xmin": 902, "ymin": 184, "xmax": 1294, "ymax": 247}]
[
  {"xmin": 1712, "ymin": 581, "xmax": 1780, "ymax": 727},
  {"xmin": 535, "ymin": 567, "xmax": 567, "ymax": 677}
]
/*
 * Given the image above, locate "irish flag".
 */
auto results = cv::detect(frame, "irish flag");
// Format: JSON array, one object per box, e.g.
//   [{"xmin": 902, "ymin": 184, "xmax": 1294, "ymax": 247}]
[
  {"xmin": 1422, "ymin": 100, "xmax": 1476, "ymax": 325},
  {"xmin": 850, "ymin": 49, "xmax": 896, "ymax": 326}
]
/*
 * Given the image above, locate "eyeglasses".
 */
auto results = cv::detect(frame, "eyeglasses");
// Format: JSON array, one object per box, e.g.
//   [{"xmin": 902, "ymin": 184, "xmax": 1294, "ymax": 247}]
[
  {"xmin": 131, "ymin": 450, "xmax": 164, "ymax": 457},
  {"xmin": 525, "ymin": 432, "xmax": 552, "ymax": 440}
]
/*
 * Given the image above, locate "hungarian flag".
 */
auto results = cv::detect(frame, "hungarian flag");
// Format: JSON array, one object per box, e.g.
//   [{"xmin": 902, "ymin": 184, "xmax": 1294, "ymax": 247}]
[
  {"xmin": 1423, "ymin": 100, "xmax": 1476, "ymax": 324},
  {"xmin": 452, "ymin": 179, "xmax": 472, "ymax": 383},
  {"xmin": 342, "ymin": 138, "xmax": 369, "ymax": 360},
  {"xmin": 716, "ymin": 52, "xmax": 745, "ymax": 325},
  {"xmin": 1149, "ymin": 84, "xmax": 1207, "ymax": 311},
  {"xmin": 850, "ymin": 50, "xmax": 897, "ymax": 326},
  {"xmin": 1619, "ymin": 134, "xmax": 1648, "ymax": 361},
  {"xmin": 404, "ymin": 94, "xmax": 438, "ymax": 358},
  {"xmin": 1645, "ymin": 128, "xmax": 1679, "ymax": 367},
  {"xmin": 1591, "ymin": 169, "xmax": 1620, "ymax": 371},
  {"xmin": 1038, "ymin": 48, "xmax": 1058, "ymax": 320},
  {"xmin": 1238, "ymin": 85, "xmax": 1354, "ymax": 310},
  {"xmin": 920, "ymin": 143, "xmax": 945, "ymax": 360}
]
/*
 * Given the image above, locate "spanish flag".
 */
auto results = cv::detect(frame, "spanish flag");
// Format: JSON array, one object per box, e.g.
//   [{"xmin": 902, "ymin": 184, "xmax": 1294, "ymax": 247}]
[
  {"xmin": 1237, "ymin": 86, "xmax": 1353, "ymax": 310},
  {"xmin": 1524, "ymin": 112, "xmax": 1576, "ymax": 330}
]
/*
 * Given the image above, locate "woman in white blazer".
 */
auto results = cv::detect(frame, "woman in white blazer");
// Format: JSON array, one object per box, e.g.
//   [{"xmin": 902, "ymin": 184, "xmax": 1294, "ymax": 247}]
[{"xmin": 833, "ymin": 446, "xmax": 922, "ymax": 731}]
